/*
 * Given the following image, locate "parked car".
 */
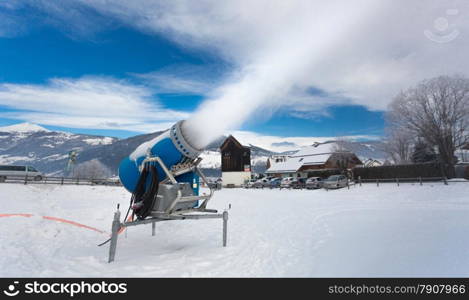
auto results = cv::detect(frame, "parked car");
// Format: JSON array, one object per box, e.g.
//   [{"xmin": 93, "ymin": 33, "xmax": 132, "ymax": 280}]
[
  {"xmin": 252, "ymin": 178, "xmax": 270, "ymax": 188},
  {"xmin": 290, "ymin": 178, "xmax": 307, "ymax": 189},
  {"xmin": 0, "ymin": 165, "xmax": 43, "ymax": 182},
  {"xmin": 323, "ymin": 175, "xmax": 348, "ymax": 189},
  {"xmin": 305, "ymin": 177, "xmax": 323, "ymax": 189},
  {"xmin": 91, "ymin": 178, "xmax": 108, "ymax": 185},
  {"xmin": 268, "ymin": 177, "xmax": 282, "ymax": 188},
  {"xmin": 280, "ymin": 177, "xmax": 294, "ymax": 188},
  {"xmin": 244, "ymin": 179, "xmax": 257, "ymax": 188},
  {"xmin": 208, "ymin": 178, "xmax": 223, "ymax": 189}
]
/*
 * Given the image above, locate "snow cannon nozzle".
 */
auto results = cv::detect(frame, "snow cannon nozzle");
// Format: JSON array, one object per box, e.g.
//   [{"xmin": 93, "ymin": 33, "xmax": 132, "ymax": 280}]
[{"xmin": 170, "ymin": 120, "xmax": 203, "ymax": 159}]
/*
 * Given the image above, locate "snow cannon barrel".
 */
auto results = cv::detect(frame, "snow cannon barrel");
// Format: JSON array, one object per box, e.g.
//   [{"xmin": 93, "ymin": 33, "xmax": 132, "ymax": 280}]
[{"xmin": 118, "ymin": 120, "xmax": 202, "ymax": 194}]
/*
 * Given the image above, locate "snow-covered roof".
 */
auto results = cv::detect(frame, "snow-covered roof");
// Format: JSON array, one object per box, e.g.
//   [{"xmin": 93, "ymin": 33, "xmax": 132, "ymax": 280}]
[
  {"xmin": 363, "ymin": 158, "xmax": 383, "ymax": 167},
  {"xmin": 0, "ymin": 122, "xmax": 50, "ymax": 133},
  {"xmin": 266, "ymin": 142, "xmax": 343, "ymax": 173},
  {"xmin": 266, "ymin": 158, "xmax": 303, "ymax": 173},
  {"xmin": 291, "ymin": 142, "xmax": 337, "ymax": 157}
]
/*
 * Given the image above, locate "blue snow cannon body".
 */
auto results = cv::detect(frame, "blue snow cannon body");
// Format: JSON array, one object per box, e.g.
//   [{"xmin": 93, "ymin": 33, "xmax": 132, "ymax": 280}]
[{"xmin": 118, "ymin": 120, "xmax": 202, "ymax": 197}]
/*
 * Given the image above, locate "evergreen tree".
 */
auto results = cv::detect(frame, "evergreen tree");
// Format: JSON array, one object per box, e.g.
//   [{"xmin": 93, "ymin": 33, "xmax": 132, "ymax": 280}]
[{"xmin": 412, "ymin": 140, "xmax": 437, "ymax": 163}]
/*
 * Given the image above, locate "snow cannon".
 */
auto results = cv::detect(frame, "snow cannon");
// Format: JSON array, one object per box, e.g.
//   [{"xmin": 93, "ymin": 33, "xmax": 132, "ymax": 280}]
[
  {"xmin": 107, "ymin": 120, "xmax": 228, "ymax": 263},
  {"xmin": 117, "ymin": 120, "xmax": 215, "ymax": 220}
]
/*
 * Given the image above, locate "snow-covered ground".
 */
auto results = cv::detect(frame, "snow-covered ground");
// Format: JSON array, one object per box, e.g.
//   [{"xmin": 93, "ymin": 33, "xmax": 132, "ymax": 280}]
[{"xmin": 1, "ymin": 182, "xmax": 469, "ymax": 277}]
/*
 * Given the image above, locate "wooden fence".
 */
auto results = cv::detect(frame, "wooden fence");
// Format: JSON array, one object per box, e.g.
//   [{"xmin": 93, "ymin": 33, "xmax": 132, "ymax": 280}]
[
  {"xmin": 352, "ymin": 163, "xmax": 451, "ymax": 180},
  {"xmin": 355, "ymin": 176, "xmax": 469, "ymax": 186},
  {"xmin": 0, "ymin": 175, "xmax": 121, "ymax": 186}
]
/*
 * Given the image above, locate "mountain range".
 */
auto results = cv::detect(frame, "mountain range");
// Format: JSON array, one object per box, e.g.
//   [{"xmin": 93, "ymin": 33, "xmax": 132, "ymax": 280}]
[{"xmin": 0, "ymin": 123, "xmax": 388, "ymax": 177}]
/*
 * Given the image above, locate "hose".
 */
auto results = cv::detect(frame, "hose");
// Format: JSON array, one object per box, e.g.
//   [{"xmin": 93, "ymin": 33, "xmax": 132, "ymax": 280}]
[{"xmin": 133, "ymin": 164, "xmax": 160, "ymax": 220}]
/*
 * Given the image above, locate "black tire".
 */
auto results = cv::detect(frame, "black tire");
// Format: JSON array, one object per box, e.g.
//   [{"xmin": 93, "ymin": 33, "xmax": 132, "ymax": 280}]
[
  {"xmin": 34, "ymin": 175, "xmax": 43, "ymax": 181},
  {"xmin": 0, "ymin": 176, "xmax": 6, "ymax": 183}
]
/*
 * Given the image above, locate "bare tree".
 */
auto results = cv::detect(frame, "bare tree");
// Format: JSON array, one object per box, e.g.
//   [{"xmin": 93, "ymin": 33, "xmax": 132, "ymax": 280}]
[
  {"xmin": 72, "ymin": 159, "xmax": 111, "ymax": 179},
  {"xmin": 383, "ymin": 125, "xmax": 415, "ymax": 164},
  {"xmin": 386, "ymin": 75, "xmax": 469, "ymax": 176},
  {"xmin": 332, "ymin": 137, "xmax": 350, "ymax": 152},
  {"xmin": 331, "ymin": 138, "xmax": 353, "ymax": 176}
]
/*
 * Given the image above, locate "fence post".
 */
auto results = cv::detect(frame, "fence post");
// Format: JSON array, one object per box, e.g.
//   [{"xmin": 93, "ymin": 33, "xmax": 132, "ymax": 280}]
[
  {"xmin": 24, "ymin": 175, "xmax": 28, "ymax": 185},
  {"xmin": 76, "ymin": 177, "xmax": 79, "ymax": 185},
  {"xmin": 419, "ymin": 177, "xmax": 422, "ymax": 186},
  {"xmin": 222, "ymin": 210, "xmax": 229, "ymax": 247},
  {"xmin": 61, "ymin": 177, "xmax": 64, "ymax": 185},
  {"xmin": 108, "ymin": 208, "xmax": 121, "ymax": 263},
  {"xmin": 443, "ymin": 177, "xmax": 448, "ymax": 185},
  {"xmin": 359, "ymin": 176, "xmax": 362, "ymax": 187},
  {"xmin": 396, "ymin": 178, "xmax": 399, "ymax": 186},
  {"xmin": 376, "ymin": 179, "xmax": 379, "ymax": 187}
]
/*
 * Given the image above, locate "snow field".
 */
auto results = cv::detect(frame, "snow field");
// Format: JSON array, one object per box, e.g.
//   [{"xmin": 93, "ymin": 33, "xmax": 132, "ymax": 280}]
[{"xmin": 0, "ymin": 182, "xmax": 469, "ymax": 277}]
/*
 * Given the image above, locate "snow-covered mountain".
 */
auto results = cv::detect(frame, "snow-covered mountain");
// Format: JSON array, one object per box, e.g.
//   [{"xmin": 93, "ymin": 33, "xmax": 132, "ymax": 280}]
[
  {"xmin": 329, "ymin": 140, "xmax": 388, "ymax": 163},
  {"xmin": 0, "ymin": 122, "xmax": 388, "ymax": 176},
  {"xmin": 0, "ymin": 123, "xmax": 118, "ymax": 175},
  {"xmin": 0, "ymin": 122, "xmax": 51, "ymax": 133}
]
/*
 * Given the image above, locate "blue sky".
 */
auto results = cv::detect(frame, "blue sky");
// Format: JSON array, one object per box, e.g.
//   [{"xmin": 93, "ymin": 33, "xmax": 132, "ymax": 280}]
[
  {"xmin": 0, "ymin": 1, "xmax": 466, "ymax": 151},
  {"xmin": 0, "ymin": 25, "xmax": 385, "ymax": 139},
  {"xmin": 0, "ymin": 1, "xmax": 387, "ymax": 142}
]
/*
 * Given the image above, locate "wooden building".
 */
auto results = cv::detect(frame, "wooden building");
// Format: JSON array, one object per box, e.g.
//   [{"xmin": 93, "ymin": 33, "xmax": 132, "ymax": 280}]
[
  {"xmin": 266, "ymin": 141, "xmax": 363, "ymax": 178},
  {"xmin": 220, "ymin": 135, "xmax": 251, "ymax": 186}
]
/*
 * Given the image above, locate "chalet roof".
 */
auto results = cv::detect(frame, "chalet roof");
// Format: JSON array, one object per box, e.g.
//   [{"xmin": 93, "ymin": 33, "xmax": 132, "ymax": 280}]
[
  {"xmin": 291, "ymin": 142, "xmax": 337, "ymax": 157},
  {"xmin": 265, "ymin": 142, "xmax": 356, "ymax": 174},
  {"xmin": 220, "ymin": 135, "xmax": 249, "ymax": 151},
  {"xmin": 265, "ymin": 158, "xmax": 304, "ymax": 173}
]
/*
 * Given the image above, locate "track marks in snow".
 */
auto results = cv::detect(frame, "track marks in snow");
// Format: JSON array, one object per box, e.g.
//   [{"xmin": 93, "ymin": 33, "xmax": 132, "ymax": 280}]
[{"xmin": 1, "ymin": 183, "xmax": 469, "ymax": 276}]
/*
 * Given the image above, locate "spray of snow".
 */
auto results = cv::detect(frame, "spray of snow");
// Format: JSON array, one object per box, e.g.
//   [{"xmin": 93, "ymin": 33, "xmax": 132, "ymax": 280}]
[{"xmin": 181, "ymin": 1, "xmax": 380, "ymax": 149}]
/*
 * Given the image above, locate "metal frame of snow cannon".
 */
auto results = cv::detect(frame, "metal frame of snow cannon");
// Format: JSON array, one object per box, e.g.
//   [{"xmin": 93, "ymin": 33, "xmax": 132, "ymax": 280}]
[{"xmin": 108, "ymin": 155, "xmax": 228, "ymax": 263}]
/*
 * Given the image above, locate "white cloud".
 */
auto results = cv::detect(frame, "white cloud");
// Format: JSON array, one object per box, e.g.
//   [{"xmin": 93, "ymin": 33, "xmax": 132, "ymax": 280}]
[
  {"xmin": 5, "ymin": 1, "xmax": 469, "ymax": 111},
  {"xmin": 230, "ymin": 130, "xmax": 380, "ymax": 153},
  {"xmin": 133, "ymin": 64, "xmax": 221, "ymax": 95},
  {"xmin": 0, "ymin": 77, "xmax": 188, "ymax": 132},
  {"xmin": 0, "ymin": 3, "xmax": 29, "ymax": 37},
  {"xmin": 137, "ymin": 72, "xmax": 211, "ymax": 95},
  {"xmin": 3, "ymin": 1, "xmax": 469, "ymax": 142},
  {"xmin": 58, "ymin": 0, "xmax": 469, "ymax": 147},
  {"xmin": 74, "ymin": 0, "xmax": 469, "ymax": 111},
  {"xmin": 1, "ymin": 1, "xmax": 115, "ymax": 39}
]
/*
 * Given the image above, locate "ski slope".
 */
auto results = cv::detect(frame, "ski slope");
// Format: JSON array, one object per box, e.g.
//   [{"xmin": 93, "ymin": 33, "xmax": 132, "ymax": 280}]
[{"xmin": 0, "ymin": 182, "xmax": 469, "ymax": 277}]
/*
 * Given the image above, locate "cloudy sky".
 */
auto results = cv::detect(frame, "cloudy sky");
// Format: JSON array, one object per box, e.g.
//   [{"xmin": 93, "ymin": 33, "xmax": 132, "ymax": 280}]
[{"xmin": 0, "ymin": 0, "xmax": 468, "ymax": 151}]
